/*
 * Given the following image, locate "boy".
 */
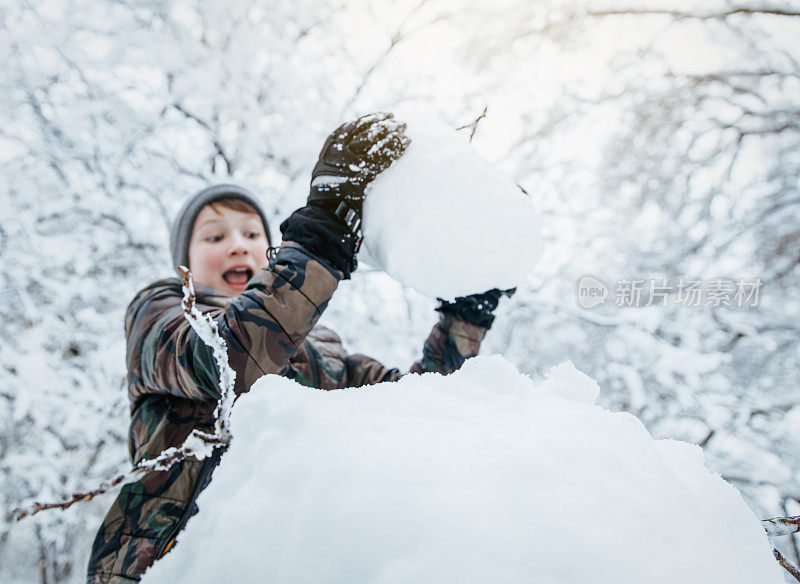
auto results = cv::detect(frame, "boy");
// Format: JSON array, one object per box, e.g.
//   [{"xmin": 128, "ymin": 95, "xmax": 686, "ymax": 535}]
[{"xmin": 86, "ymin": 113, "xmax": 510, "ymax": 583}]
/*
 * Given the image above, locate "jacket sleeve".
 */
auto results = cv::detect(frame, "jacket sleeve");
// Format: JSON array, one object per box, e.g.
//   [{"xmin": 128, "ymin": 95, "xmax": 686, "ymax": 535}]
[
  {"xmin": 126, "ymin": 242, "xmax": 342, "ymax": 403},
  {"xmin": 343, "ymin": 312, "xmax": 487, "ymax": 387}
]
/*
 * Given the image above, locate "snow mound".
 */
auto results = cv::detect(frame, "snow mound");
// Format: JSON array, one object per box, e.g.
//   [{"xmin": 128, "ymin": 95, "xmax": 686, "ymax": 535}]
[
  {"xmin": 148, "ymin": 356, "xmax": 782, "ymax": 584},
  {"xmin": 359, "ymin": 117, "xmax": 543, "ymax": 299},
  {"xmin": 537, "ymin": 359, "xmax": 600, "ymax": 405}
]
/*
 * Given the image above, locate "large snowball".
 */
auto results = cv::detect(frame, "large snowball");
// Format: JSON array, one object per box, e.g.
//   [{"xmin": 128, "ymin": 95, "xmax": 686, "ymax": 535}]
[
  {"xmin": 147, "ymin": 356, "xmax": 782, "ymax": 584},
  {"xmin": 359, "ymin": 118, "xmax": 543, "ymax": 299}
]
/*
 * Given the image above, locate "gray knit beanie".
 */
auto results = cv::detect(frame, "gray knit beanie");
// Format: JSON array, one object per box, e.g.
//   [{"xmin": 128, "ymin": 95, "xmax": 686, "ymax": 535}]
[{"xmin": 169, "ymin": 184, "xmax": 272, "ymax": 271}]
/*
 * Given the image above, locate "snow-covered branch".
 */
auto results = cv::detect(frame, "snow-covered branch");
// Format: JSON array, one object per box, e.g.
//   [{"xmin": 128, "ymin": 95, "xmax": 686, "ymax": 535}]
[
  {"xmin": 762, "ymin": 516, "xmax": 800, "ymax": 581},
  {"xmin": 10, "ymin": 268, "xmax": 236, "ymax": 523},
  {"xmin": 178, "ymin": 266, "xmax": 236, "ymax": 444},
  {"xmin": 10, "ymin": 433, "xmax": 226, "ymax": 521},
  {"xmin": 764, "ymin": 515, "xmax": 800, "ymax": 538}
]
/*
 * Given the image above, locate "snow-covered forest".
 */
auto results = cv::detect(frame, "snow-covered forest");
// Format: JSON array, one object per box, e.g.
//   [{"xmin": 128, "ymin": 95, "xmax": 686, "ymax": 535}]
[{"xmin": 1, "ymin": 0, "xmax": 799, "ymax": 582}]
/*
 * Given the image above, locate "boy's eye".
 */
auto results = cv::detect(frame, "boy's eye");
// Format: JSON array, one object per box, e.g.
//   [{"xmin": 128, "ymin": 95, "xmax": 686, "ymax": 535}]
[
  {"xmin": 246, "ymin": 231, "xmax": 261, "ymax": 239},
  {"xmin": 206, "ymin": 234, "xmax": 223, "ymax": 243}
]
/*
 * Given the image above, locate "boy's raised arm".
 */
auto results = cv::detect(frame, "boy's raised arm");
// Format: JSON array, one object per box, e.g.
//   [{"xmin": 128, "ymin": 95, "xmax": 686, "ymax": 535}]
[{"xmin": 127, "ymin": 113, "xmax": 410, "ymax": 404}]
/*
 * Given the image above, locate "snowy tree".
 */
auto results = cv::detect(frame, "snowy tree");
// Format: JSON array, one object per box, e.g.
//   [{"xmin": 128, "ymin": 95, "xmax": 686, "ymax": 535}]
[
  {"xmin": 2, "ymin": 0, "xmax": 799, "ymax": 581},
  {"xmin": 453, "ymin": 0, "xmax": 800, "ymax": 563},
  {"xmin": 0, "ymin": 0, "xmax": 441, "ymax": 579}
]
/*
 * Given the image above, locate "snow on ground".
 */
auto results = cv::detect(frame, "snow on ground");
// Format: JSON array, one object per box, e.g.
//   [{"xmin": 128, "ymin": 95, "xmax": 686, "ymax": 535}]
[
  {"xmin": 360, "ymin": 117, "xmax": 543, "ymax": 299},
  {"xmin": 147, "ymin": 356, "xmax": 782, "ymax": 584}
]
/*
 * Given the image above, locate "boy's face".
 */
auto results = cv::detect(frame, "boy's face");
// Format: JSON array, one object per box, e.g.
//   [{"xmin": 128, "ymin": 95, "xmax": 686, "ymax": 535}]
[{"xmin": 188, "ymin": 204, "xmax": 269, "ymax": 297}]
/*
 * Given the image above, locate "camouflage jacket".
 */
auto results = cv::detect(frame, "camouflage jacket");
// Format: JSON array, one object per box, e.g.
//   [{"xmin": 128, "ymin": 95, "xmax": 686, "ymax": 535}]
[{"xmin": 87, "ymin": 242, "xmax": 487, "ymax": 584}]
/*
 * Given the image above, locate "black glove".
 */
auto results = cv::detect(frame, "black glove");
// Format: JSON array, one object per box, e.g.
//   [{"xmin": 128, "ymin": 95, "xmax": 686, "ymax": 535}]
[
  {"xmin": 436, "ymin": 288, "xmax": 516, "ymax": 329},
  {"xmin": 308, "ymin": 112, "xmax": 409, "ymax": 242},
  {"xmin": 279, "ymin": 206, "xmax": 360, "ymax": 278}
]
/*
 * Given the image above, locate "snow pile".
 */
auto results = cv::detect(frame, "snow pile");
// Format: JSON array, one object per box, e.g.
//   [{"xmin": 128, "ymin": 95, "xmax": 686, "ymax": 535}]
[
  {"xmin": 148, "ymin": 356, "xmax": 782, "ymax": 584},
  {"xmin": 360, "ymin": 117, "xmax": 543, "ymax": 298}
]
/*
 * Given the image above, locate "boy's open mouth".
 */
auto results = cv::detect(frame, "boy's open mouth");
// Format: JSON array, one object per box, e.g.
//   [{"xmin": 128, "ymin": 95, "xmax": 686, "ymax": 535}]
[{"xmin": 222, "ymin": 266, "xmax": 254, "ymax": 287}]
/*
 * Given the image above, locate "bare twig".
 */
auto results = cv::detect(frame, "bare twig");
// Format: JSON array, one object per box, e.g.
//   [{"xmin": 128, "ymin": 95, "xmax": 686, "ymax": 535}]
[
  {"xmin": 587, "ymin": 8, "xmax": 800, "ymax": 20},
  {"xmin": 785, "ymin": 498, "xmax": 800, "ymax": 567},
  {"xmin": 456, "ymin": 106, "xmax": 488, "ymax": 143},
  {"xmin": 172, "ymin": 103, "xmax": 212, "ymax": 131},
  {"xmin": 764, "ymin": 515, "xmax": 800, "ymax": 581},
  {"xmin": 171, "ymin": 103, "xmax": 233, "ymax": 174},
  {"xmin": 211, "ymin": 141, "xmax": 233, "ymax": 175},
  {"xmin": 774, "ymin": 548, "xmax": 800, "ymax": 582},
  {"xmin": 697, "ymin": 429, "xmax": 715, "ymax": 448}
]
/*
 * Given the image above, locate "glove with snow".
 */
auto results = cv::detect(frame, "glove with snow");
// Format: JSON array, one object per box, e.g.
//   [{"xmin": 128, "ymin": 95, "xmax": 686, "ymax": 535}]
[
  {"xmin": 307, "ymin": 112, "xmax": 410, "ymax": 244},
  {"xmin": 436, "ymin": 288, "xmax": 516, "ymax": 329},
  {"xmin": 280, "ymin": 113, "xmax": 409, "ymax": 280}
]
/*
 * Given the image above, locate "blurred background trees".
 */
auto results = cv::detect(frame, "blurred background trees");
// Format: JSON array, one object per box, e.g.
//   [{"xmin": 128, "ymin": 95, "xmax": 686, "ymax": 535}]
[{"xmin": 1, "ymin": 0, "xmax": 798, "ymax": 580}]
